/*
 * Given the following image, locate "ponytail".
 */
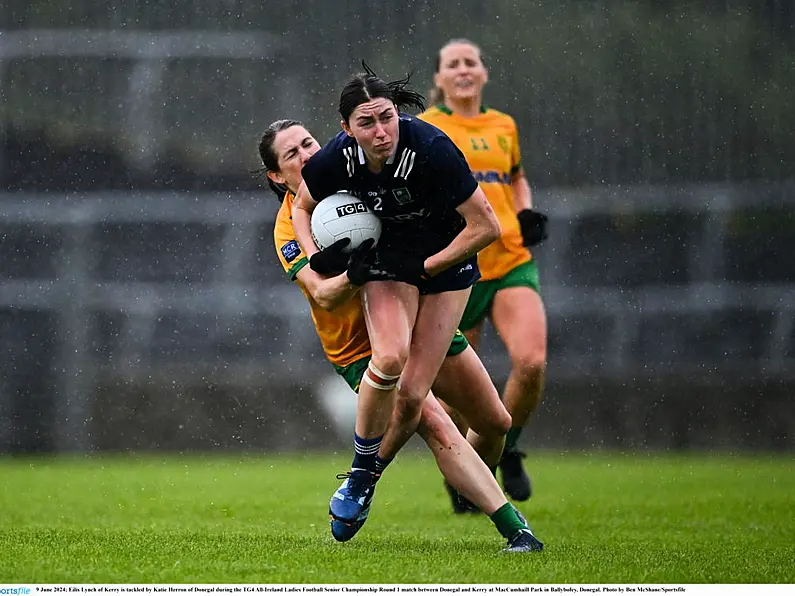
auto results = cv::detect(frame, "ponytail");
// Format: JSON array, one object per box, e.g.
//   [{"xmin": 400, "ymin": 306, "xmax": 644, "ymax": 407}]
[
  {"xmin": 339, "ymin": 61, "xmax": 426, "ymax": 122},
  {"xmin": 428, "ymin": 86, "xmax": 444, "ymax": 106}
]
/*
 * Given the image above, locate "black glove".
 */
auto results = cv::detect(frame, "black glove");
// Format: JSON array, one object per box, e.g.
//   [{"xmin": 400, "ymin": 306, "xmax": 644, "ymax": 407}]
[
  {"xmin": 517, "ymin": 209, "xmax": 548, "ymax": 247},
  {"xmin": 378, "ymin": 251, "xmax": 429, "ymax": 286},
  {"xmin": 309, "ymin": 238, "xmax": 351, "ymax": 275},
  {"xmin": 346, "ymin": 240, "xmax": 402, "ymax": 286}
]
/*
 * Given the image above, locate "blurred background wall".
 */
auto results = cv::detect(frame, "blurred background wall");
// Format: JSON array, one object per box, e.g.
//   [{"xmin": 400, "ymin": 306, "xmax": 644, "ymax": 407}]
[{"xmin": 1, "ymin": 0, "xmax": 793, "ymax": 454}]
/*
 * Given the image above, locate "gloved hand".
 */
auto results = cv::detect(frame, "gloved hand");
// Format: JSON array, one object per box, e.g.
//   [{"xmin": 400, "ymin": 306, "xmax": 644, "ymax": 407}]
[
  {"xmin": 516, "ymin": 209, "xmax": 548, "ymax": 247},
  {"xmin": 309, "ymin": 238, "xmax": 351, "ymax": 275},
  {"xmin": 346, "ymin": 240, "xmax": 401, "ymax": 286},
  {"xmin": 378, "ymin": 252, "xmax": 429, "ymax": 286}
]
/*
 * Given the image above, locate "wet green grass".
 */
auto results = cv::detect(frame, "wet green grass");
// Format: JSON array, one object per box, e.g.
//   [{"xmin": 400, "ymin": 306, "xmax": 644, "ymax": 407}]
[{"xmin": 1, "ymin": 452, "xmax": 792, "ymax": 583}]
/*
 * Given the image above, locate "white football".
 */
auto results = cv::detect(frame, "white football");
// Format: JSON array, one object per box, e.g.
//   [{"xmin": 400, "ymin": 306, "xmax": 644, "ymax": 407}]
[{"xmin": 311, "ymin": 192, "xmax": 381, "ymax": 252}]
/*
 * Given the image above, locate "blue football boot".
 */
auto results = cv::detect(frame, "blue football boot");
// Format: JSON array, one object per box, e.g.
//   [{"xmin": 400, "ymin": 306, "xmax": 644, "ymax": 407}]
[
  {"xmin": 329, "ymin": 469, "xmax": 377, "ymax": 523},
  {"xmin": 330, "ymin": 493, "xmax": 374, "ymax": 542},
  {"xmin": 501, "ymin": 528, "xmax": 544, "ymax": 553},
  {"xmin": 330, "ymin": 517, "xmax": 365, "ymax": 542}
]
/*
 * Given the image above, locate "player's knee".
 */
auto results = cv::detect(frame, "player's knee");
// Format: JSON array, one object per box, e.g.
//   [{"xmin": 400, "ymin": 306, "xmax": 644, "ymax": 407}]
[
  {"xmin": 468, "ymin": 405, "xmax": 511, "ymax": 439},
  {"xmin": 394, "ymin": 396, "xmax": 424, "ymax": 422},
  {"xmin": 490, "ymin": 406, "xmax": 512, "ymax": 437},
  {"xmin": 460, "ymin": 381, "xmax": 511, "ymax": 438},
  {"xmin": 393, "ymin": 385, "xmax": 426, "ymax": 423},
  {"xmin": 371, "ymin": 347, "xmax": 408, "ymax": 378},
  {"xmin": 511, "ymin": 347, "xmax": 546, "ymax": 381},
  {"xmin": 362, "ymin": 360, "xmax": 401, "ymax": 392},
  {"xmin": 398, "ymin": 379, "xmax": 429, "ymax": 406}
]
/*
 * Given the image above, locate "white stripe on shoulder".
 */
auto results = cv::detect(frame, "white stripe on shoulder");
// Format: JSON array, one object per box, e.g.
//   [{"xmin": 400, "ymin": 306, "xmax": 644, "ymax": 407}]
[
  {"xmin": 343, "ymin": 146, "xmax": 355, "ymax": 177},
  {"xmin": 394, "ymin": 148, "xmax": 416, "ymax": 180}
]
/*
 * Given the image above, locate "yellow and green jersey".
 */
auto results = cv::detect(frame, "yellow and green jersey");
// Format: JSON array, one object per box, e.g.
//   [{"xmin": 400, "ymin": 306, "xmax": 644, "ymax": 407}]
[
  {"xmin": 419, "ymin": 105, "xmax": 531, "ymax": 281},
  {"xmin": 273, "ymin": 192, "xmax": 372, "ymax": 368}
]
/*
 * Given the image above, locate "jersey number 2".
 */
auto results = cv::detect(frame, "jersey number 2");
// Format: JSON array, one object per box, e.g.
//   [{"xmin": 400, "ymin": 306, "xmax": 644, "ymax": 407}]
[{"xmin": 373, "ymin": 197, "xmax": 382, "ymax": 211}]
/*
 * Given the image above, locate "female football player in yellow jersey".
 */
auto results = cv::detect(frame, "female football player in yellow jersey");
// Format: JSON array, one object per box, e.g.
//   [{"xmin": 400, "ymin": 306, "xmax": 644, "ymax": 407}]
[
  {"xmin": 420, "ymin": 39, "xmax": 550, "ymax": 506},
  {"xmin": 259, "ymin": 119, "xmax": 542, "ymax": 553}
]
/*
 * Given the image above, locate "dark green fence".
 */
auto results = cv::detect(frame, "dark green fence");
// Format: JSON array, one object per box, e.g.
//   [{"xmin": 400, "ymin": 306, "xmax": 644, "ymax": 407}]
[{"xmin": 2, "ymin": 0, "xmax": 794, "ymax": 189}]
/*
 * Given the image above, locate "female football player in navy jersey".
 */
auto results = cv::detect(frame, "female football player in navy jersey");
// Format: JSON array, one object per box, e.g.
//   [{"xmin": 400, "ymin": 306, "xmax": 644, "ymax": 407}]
[
  {"xmin": 291, "ymin": 64, "xmax": 501, "ymax": 529},
  {"xmin": 262, "ymin": 119, "xmax": 542, "ymax": 552}
]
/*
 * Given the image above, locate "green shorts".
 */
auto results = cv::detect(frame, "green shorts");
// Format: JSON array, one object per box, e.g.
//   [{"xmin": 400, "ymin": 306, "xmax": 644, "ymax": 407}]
[
  {"xmin": 332, "ymin": 329, "xmax": 470, "ymax": 392},
  {"xmin": 458, "ymin": 260, "xmax": 541, "ymax": 331}
]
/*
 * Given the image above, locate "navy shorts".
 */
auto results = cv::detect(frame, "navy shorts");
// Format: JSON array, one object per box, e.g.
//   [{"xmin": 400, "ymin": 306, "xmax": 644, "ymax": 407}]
[{"xmin": 419, "ymin": 255, "xmax": 481, "ymax": 295}]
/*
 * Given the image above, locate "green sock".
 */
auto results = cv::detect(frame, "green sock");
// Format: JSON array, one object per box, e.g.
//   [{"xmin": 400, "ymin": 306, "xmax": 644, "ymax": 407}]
[
  {"xmin": 505, "ymin": 427, "xmax": 523, "ymax": 452},
  {"xmin": 489, "ymin": 502, "xmax": 527, "ymax": 539}
]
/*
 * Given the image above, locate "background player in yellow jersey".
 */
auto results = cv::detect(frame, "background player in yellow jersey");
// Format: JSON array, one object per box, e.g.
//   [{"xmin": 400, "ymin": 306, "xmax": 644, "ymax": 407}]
[
  {"xmin": 420, "ymin": 39, "xmax": 549, "ymax": 508},
  {"xmin": 260, "ymin": 119, "xmax": 543, "ymax": 552}
]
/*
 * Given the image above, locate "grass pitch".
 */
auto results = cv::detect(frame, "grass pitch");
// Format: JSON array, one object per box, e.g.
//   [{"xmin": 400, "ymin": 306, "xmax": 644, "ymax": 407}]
[{"xmin": 1, "ymin": 451, "xmax": 792, "ymax": 584}]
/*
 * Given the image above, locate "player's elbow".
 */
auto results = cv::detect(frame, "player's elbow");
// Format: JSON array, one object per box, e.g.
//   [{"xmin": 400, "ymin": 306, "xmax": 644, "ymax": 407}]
[
  {"xmin": 307, "ymin": 285, "xmax": 337, "ymax": 311},
  {"xmin": 314, "ymin": 294, "xmax": 340, "ymax": 312},
  {"xmin": 311, "ymin": 283, "xmax": 350, "ymax": 312}
]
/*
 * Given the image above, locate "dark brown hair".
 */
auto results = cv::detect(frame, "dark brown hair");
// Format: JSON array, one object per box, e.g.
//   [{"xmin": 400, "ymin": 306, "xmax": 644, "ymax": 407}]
[{"xmin": 339, "ymin": 61, "xmax": 426, "ymax": 123}]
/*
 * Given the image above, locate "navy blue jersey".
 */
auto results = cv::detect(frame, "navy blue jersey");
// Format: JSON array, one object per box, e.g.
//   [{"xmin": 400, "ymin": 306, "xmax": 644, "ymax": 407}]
[{"xmin": 301, "ymin": 114, "xmax": 479, "ymax": 259}]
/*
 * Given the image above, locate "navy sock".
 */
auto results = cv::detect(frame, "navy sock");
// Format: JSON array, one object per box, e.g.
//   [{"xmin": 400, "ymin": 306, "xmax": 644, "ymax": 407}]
[
  {"xmin": 374, "ymin": 455, "xmax": 393, "ymax": 477},
  {"xmin": 351, "ymin": 433, "xmax": 382, "ymax": 473}
]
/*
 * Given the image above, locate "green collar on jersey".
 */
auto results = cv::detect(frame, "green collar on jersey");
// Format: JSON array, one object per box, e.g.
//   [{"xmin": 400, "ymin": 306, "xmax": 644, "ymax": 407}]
[{"xmin": 435, "ymin": 103, "xmax": 489, "ymax": 115}]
